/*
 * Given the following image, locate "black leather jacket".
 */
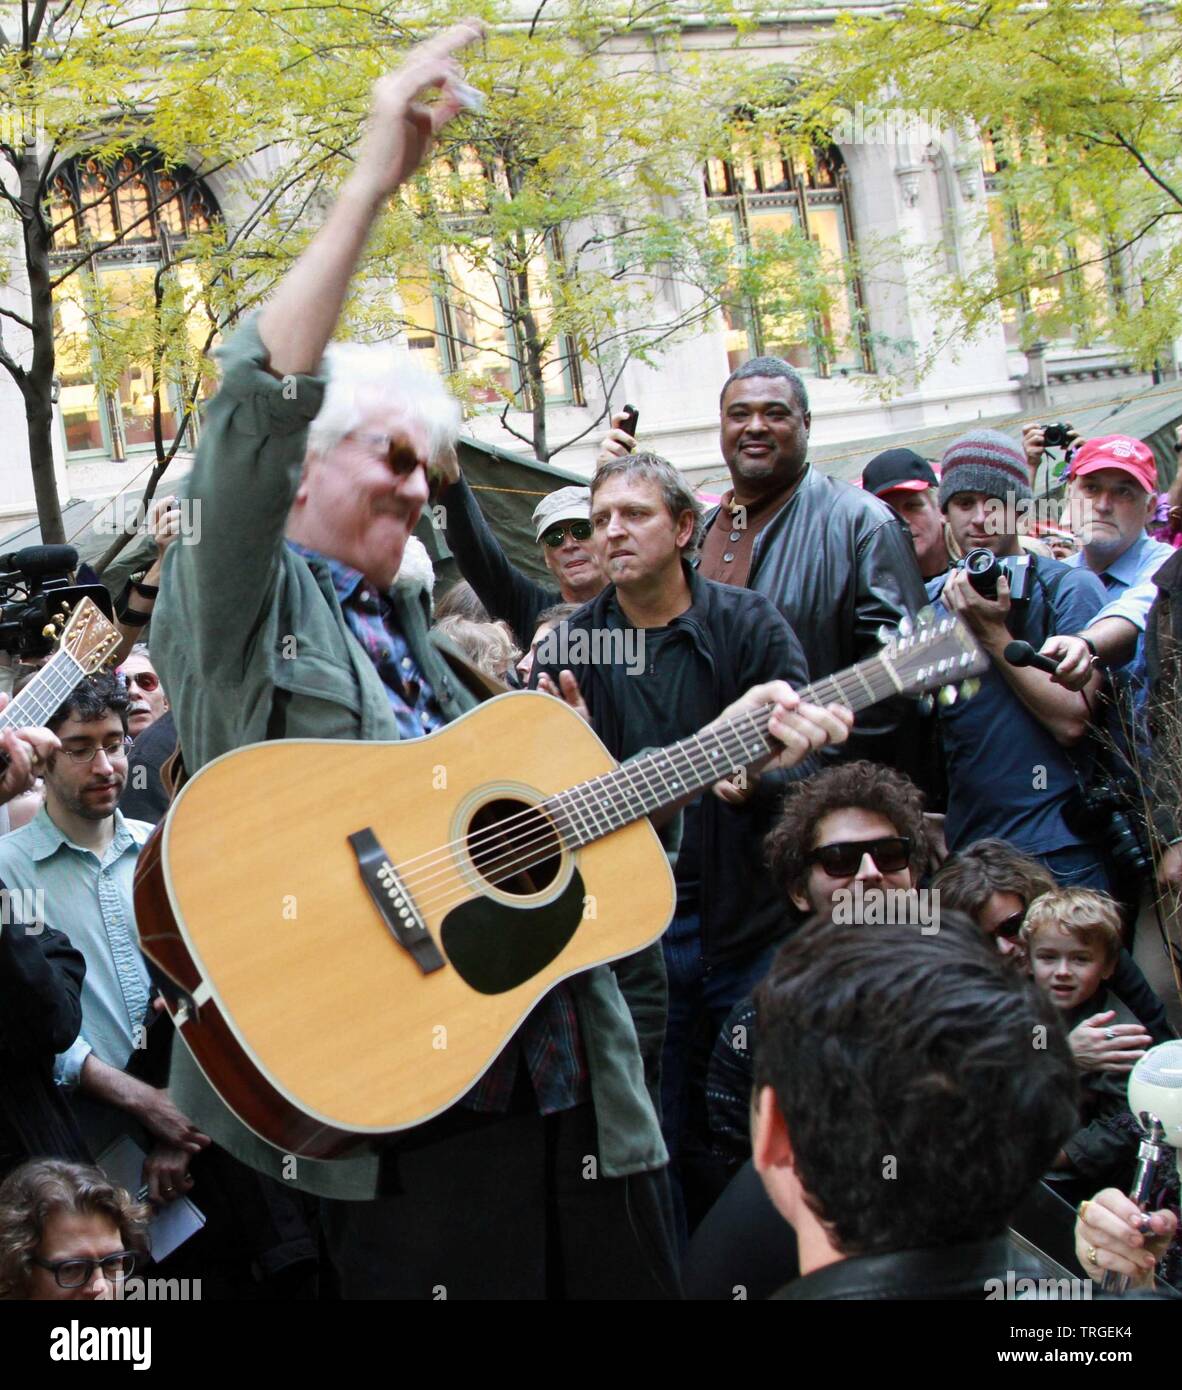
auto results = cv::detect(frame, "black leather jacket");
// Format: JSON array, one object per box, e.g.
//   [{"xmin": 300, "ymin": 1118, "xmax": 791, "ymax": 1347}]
[
  {"xmin": 771, "ymin": 1235, "xmax": 1046, "ymax": 1300},
  {"xmin": 695, "ymin": 464, "xmax": 928, "ymax": 762}
]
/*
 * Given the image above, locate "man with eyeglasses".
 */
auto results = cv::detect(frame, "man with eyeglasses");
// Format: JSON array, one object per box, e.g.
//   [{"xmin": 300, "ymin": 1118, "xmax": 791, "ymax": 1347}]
[
  {"xmin": 0, "ymin": 673, "xmax": 211, "ymax": 1207},
  {"xmin": 148, "ymin": 24, "xmax": 831, "ymax": 1299},
  {"xmin": 118, "ymin": 646, "xmax": 169, "ymax": 740},
  {"xmin": 436, "ymin": 447, "xmax": 607, "ymax": 649}
]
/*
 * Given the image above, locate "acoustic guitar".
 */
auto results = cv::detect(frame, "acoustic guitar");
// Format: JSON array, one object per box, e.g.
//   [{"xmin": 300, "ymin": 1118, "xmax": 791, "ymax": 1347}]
[{"xmin": 134, "ymin": 613, "xmax": 986, "ymax": 1159}]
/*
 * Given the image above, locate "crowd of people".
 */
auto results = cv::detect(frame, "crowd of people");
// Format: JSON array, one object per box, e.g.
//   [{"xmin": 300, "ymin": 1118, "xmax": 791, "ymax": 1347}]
[{"xmin": 2, "ymin": 22, "xmax": 1182, "ymax": 1302}]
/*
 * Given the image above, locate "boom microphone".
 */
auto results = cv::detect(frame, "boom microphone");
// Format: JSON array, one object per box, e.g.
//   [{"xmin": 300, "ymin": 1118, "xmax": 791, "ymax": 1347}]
[
  {"xmin": 1003, "ymin": 639, "xmax": 1060, "ymax": 676},
  {"xmin": 0, "ymin": 545, "xmax": 79, "ymax": 577}
]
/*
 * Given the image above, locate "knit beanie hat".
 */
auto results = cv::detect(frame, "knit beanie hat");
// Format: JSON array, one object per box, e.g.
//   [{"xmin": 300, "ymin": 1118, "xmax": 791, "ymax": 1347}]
[{"xmin": 938, "ymin": 430, "xmax": 1032, "ymax": 509}]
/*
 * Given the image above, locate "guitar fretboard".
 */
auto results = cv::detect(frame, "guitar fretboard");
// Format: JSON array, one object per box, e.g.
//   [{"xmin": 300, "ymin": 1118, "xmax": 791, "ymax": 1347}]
[
  {"xmin": 0, "ymin": 648, "xmax": 88, "ymax": 733},
  {"xmin": 542, "ymin": 651, "xmax": 904, "ymax": 849}
]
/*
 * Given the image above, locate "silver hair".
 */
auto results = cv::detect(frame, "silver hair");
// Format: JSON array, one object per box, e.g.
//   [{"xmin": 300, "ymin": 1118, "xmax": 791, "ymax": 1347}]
[{"xmin": 306, "ymin": 343, "xmax": 461, "ymax": 465}]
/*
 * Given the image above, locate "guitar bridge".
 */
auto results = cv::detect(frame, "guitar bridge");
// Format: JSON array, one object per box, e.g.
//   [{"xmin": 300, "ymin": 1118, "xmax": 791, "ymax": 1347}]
[{"xmin": 348, "ymin": 828, "xmax": 446, "ymax": 976}]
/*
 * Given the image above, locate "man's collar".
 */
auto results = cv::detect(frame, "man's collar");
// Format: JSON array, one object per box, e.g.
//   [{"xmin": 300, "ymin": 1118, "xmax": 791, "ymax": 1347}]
[
  {"xmin": 26, "ymin": 803, "xmax": 142, "ymax": 862},
  {"xmin": 720, "ymin": 464, "xmax": 810, "ymax": 520},
  {"xmin": 286, "ymin": 539, "xmax": 367, "ymax": 604},
  {"xmin": 1071, "ymin": 531, "xmax": 1152, "ymax": 584}
]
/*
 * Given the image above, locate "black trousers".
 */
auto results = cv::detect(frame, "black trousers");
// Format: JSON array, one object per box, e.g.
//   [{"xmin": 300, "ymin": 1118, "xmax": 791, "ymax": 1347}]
[{"xmin": 321, "ymin": 1100, "xmax": 680, "ymax": 1300}]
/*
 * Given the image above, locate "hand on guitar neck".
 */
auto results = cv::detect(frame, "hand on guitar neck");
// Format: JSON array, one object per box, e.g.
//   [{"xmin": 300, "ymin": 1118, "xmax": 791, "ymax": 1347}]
[{"xmin": 0, "ymin": 692, "xmax": 59, "ymax": 807}]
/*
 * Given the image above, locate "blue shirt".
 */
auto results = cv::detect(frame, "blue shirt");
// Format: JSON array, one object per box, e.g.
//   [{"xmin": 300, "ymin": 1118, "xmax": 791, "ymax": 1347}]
[
  {"xmin": 0, "ymin": 807, "xmax": 153, "ymax": 1087},
  {"xmin": 286, "ymin": 541, "xmax": 445, "ymax": 740},
  {"xmin": 1066, "ymin": 532, "xmax": 1174, "ymax": 693},
  {"xmin": 928, "ymin": 558, "xmax": 1106, "ymax": 855}
]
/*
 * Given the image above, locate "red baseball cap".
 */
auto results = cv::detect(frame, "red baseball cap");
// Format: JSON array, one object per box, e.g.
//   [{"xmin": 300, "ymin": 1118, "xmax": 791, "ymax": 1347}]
[{"xmin": 1068, "ymin": 435, "xmax": 1157, "ymax": 493}]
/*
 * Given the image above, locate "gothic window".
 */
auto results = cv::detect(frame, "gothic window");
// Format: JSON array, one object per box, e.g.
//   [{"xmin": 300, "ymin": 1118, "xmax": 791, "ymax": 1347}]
[
  {"xmin": 48, "ymin": 150, "xmax": 221, "ymax": 459},
  {"xmin": 704, "ymin": 136, "xmax": 871, "ymax": 376}
]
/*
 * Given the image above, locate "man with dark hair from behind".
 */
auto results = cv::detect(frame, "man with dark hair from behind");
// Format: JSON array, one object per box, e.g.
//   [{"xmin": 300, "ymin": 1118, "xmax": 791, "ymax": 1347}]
[{"xmin": 751, "ymin": 914, "xmax": 1079, "ymax": 1298}]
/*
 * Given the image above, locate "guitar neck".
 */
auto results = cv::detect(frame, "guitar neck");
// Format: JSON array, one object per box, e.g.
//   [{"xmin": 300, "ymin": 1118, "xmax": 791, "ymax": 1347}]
[
  {"xmin": 0, "ymin": 648, "xmax": 89, "ymax": 733},
  {"xmin": 543, "ymin": 652, "xmax": 903, "ymax": 849}
]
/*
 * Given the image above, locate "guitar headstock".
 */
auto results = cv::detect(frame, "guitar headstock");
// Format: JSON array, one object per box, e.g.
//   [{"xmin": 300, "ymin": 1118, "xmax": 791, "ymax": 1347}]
[
  {"xmin": 56, "ymin": 597, "xmax": 122, "ymax": 674},
  {"xmin": 880, "ymin": 612, "xmax": 989, "ymax": 704}
]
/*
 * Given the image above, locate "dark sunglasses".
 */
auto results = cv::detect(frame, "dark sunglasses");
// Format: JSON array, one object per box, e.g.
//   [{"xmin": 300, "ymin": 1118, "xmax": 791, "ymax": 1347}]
[
  {"xmin": 994, "ymin": 909, "xmax": 1027, "ymax": 939},
  {"xmin": 541, "ymin": 520, "xmax": 593, "ymax": 548},
  {"xmin": 120, "ymin": 669, "xmax": 160, "ymax": 692},
  {"xmin": 807, "ymin": 836, "xmax": 911, "ymax": 878}
]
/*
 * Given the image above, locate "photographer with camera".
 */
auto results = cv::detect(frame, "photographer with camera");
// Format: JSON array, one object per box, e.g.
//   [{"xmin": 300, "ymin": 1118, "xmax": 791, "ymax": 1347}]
[{"xmin": 928, "ymin": 431, "xmax": 1110, "ymax": 887}]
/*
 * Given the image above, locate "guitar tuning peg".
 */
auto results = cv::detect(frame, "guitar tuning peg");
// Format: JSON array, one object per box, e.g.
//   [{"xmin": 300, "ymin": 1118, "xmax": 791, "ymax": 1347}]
[
  {"xmin": 897, "ymin": 614, "xmax": 913, "ymax": 637},
  {"xmin": 959, "ymin": 678, "xmax": 981, "ymax": 701},
  {"xmin": 917, "ymin": 693, "xmax": 934, "ymax": 716},
  {"xmin": 42, "ymin": 623, "xmax": 57, "ymax": 639},
  {"xmin": 937, "ymin": 684, "xmax": 958, "ymax": 707},
  {"xmin": 876, "ymin": 623, "xmax": 895, "ymax": 647},
  {"xmin": 916, "ymin": 605, "xmax": 934, "ymax": 627}
]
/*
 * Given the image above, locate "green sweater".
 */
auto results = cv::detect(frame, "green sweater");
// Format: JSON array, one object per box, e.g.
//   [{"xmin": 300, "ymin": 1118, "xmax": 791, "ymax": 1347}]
[{"xmin": 151, "ymin": 318, "xmax": 667, "ymax": 1198}]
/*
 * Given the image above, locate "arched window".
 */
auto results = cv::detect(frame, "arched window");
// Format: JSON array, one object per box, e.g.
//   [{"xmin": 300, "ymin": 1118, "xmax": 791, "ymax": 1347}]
[
  {"xmin": 394, "ymin": 144, "xmax": 582, "ymax": 408},
  {"xmin": 704, "ymin": 135, "xmax": 872, "ymax": 376},
  {"xmin": 980, "ymin": 127, "xmax": 1123, "ymax": 351},
  {"xmin": 48, "ymin": 149, "xmax": 221, "ymax": 459}
]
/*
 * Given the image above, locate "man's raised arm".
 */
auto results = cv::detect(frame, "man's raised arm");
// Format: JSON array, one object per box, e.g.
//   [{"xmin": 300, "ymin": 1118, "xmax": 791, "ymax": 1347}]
[{"xmin": 259, "ymin": 22, "xmax": 484, "ymax": 376}]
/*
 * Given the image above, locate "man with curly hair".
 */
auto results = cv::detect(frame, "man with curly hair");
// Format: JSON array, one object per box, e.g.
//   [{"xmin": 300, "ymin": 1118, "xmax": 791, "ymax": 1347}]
[
  {"xmin": 706, "ymin": 761, "xmax": 930, "ymax": 1181},
  {"xmin": 0, "ymin": 1159, "xmax": 148, "ymax": 1300}
]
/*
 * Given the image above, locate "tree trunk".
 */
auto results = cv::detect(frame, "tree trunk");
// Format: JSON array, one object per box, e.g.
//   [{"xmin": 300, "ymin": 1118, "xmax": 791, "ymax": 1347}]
[{"xmin": 18, "ymin": 149, "xmax": 65, "ymax": 544}]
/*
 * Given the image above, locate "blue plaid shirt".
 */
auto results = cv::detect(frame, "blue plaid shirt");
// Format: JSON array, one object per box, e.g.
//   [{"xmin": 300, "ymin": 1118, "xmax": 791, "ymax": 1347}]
[{"xmin": 287, "ymin": 542, "xmax": 587, "ymax": 1116}]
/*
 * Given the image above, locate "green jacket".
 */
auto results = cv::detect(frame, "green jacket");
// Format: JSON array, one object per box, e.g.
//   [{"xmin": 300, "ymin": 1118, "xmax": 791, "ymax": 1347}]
[{"xmin": 151, "ymin": 319, "xmax": 668, "ymax": 1198}]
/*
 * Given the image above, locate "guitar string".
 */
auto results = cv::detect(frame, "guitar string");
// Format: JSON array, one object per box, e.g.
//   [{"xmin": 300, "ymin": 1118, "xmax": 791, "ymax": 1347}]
[
  {"xmin": 385, "ymin": 646, "xmax": 919, "ymax": 892},
  {"xmin": 390, "ymin": 656, "xmax": 940, "ymax": 919},
  {"xmin": 388, "ymin": 654, "xmax": 938, "ymax": 913},
  {"xmin": 394, "ymin": 646, "xmax": 980, "ymax": 923}
]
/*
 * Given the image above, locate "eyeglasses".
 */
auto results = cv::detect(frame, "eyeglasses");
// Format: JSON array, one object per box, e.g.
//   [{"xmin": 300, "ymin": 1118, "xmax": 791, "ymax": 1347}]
[
  {"xmin": 807, "ymin": 836, "xmax": 912, "ymax": 878},
  {"xmin": 993, "ymin": 909, "xmax": 1027, "ymax": 939},
  {"xmin": 541, "ymin": 520, "xmax": 593, "ymax": 548},
  {"xmin": 345, "ymin": 430, "xmax": 428, "ymax": 477},
  {"xmin": 32, "ymin": 1250, "xmax": 137, "ymax": 1289},
  {"xmin": 62, "ymin": 737, "xmax": 128, "ymax": 764},
  {"xmin": 120, "ymin": 670, "xmax": 160, "ymax": 693}
]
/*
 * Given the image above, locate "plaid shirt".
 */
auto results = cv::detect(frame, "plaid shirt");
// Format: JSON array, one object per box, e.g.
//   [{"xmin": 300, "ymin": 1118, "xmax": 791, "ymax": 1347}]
[{"xmin": 288, "ymin": 542, "xmax": 588, "ymax": 1115}]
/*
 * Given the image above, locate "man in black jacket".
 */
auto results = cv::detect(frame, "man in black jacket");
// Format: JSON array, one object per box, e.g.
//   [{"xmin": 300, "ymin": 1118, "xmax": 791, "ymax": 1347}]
[
  {"xmin": 753, "ymin": 913, "xmax": 1079, "ymax": 1299},
  {"xmin": 599, "ymin": 358, "xmax": 927, "ymax": 765},
  {"xmin": 531, "ymin": 450, "xmax": 846, "ymax": 1230},
  {"xmin": 0, "ymin": 916, "xmax": 90, "ymax": 1180}
]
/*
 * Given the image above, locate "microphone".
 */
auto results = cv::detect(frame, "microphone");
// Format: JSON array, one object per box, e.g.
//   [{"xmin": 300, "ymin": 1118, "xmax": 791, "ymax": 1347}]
[
  {"xmin": 0, "ymin": 545, "xmax": 79, "ymax": 576},
  {"xmin": 1097, "ymin": 1040, "xmax": 1182, "ymax": 1293},
  {"xmin": 1003, "ymin": 639, "xmax": 1060, "ymax": 676}
]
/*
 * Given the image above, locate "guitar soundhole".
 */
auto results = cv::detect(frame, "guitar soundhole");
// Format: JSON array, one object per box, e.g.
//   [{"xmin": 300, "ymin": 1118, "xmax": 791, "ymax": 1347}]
[{"xmin": 467, "ymin": 798, "xmax": 562, "ymax": 897}]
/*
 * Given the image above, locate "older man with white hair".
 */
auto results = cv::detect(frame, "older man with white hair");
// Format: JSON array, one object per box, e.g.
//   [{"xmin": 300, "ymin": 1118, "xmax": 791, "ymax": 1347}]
[{"xmin": 150, "ymin": 25, "xmax": 851, "ymax": 1300}]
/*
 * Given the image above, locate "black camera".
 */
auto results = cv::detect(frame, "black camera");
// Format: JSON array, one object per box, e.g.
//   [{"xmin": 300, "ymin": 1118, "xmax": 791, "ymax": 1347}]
[
  {"xmin": 1063, "ymin": 782, "xmax": 1152, "ymax": 881},
  {"xmin": 959, "ymin": 548, "xmax": 1032, "ymax": 602},
  {"xmin": 0, "ymin": 545, "xmax": 113, "ymax": 659},
  {"xmin": 1042, "ymin": 423, "xmax": 1072, "ymax": 449}
]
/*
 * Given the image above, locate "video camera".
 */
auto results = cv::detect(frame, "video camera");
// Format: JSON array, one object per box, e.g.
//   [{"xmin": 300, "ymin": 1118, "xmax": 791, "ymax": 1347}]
[
  {"xmin": 0, "ymin": 545, "xmax": 114, "ymax": 659},
  {"xmin": 957, "ymin": 547, "xmax": 1033, "ymax": 603}
]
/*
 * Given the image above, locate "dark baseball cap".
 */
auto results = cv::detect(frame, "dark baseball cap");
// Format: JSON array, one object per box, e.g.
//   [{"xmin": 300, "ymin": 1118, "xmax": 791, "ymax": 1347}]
[{"xmin": 862, "ymin": 448, "xmax": 939, "ymax": 496}]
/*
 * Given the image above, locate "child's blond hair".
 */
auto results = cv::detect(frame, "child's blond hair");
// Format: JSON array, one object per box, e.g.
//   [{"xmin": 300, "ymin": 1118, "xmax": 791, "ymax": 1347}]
[{"xmin": 1020, "ymin": 887, "xmax": 1123, "ymax": 969}]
